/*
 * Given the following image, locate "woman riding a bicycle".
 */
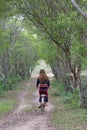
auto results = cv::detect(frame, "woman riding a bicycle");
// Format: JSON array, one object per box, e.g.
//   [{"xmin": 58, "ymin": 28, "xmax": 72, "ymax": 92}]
[{"xmin": 36, "ymin": 69, "xmax": 50, "ymax": 108}]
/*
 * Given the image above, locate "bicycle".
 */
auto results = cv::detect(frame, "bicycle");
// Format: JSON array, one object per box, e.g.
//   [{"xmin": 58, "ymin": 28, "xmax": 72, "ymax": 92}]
[{"xmin": 40, "ymin": 94, "xmax": 46, "ymax": 114}]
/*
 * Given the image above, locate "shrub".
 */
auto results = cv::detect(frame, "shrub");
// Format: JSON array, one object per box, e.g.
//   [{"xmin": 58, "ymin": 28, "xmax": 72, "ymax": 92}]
[
  {"xmin": 52, "ymin": 79, "xmax": 65, "ymax": 96},
  {"xmin": 64, "ymin": 88, "xmax": 80, "ymax": 107}
]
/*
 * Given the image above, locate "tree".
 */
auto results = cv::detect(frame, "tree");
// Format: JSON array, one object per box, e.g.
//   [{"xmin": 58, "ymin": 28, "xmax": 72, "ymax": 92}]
[
  {"xmin": 15, "ymin": 0, "xmax": 86, "ymax": 87},
  {"xmin": 0, "ymin": 0, "xmax": 16, "ymax": 18},
  {"xmin": 1, "ymin": 0, "xmax": 87, "ymax": 107},
  {"xmin": 0, "ymin": 17, "xmax": 39, "ymax": 90},
  {"xmin": 15, "ymin": 0, "xmax": 87, "ymax": 107}
]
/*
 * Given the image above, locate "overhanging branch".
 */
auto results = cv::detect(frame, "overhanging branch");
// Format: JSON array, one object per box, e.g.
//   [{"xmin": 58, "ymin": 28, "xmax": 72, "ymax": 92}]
[{"xmin": 71, "ymin": 0, "xmax": 87, "ymax": 19}]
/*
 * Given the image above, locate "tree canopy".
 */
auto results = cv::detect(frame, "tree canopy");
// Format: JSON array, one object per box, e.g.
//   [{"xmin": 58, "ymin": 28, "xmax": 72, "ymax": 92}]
[{"xmin": 0, "ymin": 0, "xmax": 87, "ymax": 108}]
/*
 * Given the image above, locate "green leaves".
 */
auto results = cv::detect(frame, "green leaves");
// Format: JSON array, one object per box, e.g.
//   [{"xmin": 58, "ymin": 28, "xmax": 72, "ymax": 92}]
[
  {"xmin": 0, "ymin": 0, "xmax": 87, "ymax": 91},
  {"xmin": 0, "ymin": 16, "xmax": 39, "ymax": 90}
]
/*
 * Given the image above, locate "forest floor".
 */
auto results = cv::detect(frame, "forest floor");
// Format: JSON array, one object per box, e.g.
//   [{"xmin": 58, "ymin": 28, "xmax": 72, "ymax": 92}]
[{"xmin": 0, "ymin": 78, "xmax": 59, "ymax": 130}]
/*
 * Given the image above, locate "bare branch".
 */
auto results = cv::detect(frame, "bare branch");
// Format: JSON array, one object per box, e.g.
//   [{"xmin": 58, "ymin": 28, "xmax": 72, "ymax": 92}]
[{"xmin": 71, "ymin": 0, "xmax": 87, "ymax": 19}]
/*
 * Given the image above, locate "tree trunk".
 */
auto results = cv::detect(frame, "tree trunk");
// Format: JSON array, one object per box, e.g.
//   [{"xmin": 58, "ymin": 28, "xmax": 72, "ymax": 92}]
[
  {"xmin": 2, "ymin": 54, "xmax": 10, "ymax": 89},
  {"xmin": 79, "ymin": 77, "xmax": 87, "ymax": 108},
  {"xmin": 80, "ymin": 86, "xmax": 87, "ymax": 108}
]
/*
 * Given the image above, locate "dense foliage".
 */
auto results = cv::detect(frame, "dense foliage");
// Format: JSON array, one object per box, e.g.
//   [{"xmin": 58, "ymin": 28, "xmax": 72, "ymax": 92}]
[
  {"xmin": 0, "ymin": 17, "xmax": 39, "ymax": 92},
  {"xmin": 0, "ymin": 0, "xmax": 87, "ymax": 108}
]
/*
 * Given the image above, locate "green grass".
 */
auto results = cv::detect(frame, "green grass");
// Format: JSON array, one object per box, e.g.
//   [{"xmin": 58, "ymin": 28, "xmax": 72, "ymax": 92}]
[
  {"xmin": 0, "ymin": 80, "xmax": 29, "ymax": 117},
  {"xmin": 0, "ymin": 79, "xmax": 35, "ymax": 117},
  {"xmin": 0, "ymin": 99, "xmax": 16, "ymax": 116},
  {"xmin": 49, "ymin": 87, "xmax": 87, "ymax": 130}
]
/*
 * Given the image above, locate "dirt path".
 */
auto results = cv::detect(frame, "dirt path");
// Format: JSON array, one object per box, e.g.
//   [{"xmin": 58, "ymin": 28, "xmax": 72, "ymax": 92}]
[{"xmin": 0, "ymin": 79, "xmax": 59, "ymax": 130}]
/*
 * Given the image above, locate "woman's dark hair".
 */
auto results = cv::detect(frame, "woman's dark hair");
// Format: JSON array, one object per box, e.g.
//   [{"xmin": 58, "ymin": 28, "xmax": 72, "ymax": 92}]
[
  {"xmin": 39, "ymin": 69, "xmax": 48, "ymax": 83},
  {"xmin": 39, "ymin": 69, "xmax": 45, "ymax": 74}
]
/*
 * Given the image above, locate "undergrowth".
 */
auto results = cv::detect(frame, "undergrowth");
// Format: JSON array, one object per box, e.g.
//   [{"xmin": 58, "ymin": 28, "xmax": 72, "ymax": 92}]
[{"xmin": 50, "ymin": 79, "xmax": 87, "ymax": 130}]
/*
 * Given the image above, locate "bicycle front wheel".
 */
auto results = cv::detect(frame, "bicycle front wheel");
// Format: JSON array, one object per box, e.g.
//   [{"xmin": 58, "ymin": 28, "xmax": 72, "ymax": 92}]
[{"xmin": 41, "ymin": 104, "xmax": 45, "ymax": 114}]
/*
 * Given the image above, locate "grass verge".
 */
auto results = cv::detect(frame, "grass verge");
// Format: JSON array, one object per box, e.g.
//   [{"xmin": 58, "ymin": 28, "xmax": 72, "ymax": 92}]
[
  {"xmin": 0, "ymin": 99, "xmax": 16, "ymax": 116},
  {"xmin": 49, "ymin": 83, "xmax": 87, "ymax": 130},
  {"xmin": 0, "ymin": 79, "xmax": 30, "ymax": 117}
]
